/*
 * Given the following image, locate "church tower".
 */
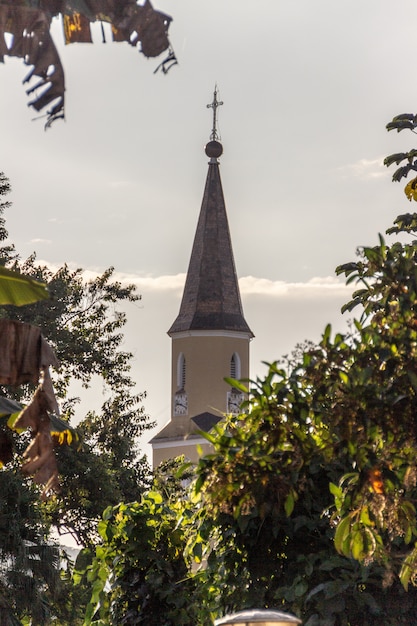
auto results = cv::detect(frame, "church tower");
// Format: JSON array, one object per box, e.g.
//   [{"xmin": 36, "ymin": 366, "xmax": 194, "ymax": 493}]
[{"xmin": 151, "ymin": 89, "xmax": 253, "ymax": 466}]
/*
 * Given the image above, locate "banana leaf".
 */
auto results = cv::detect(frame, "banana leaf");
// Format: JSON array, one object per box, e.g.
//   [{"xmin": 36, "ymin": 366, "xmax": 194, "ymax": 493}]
[
  {"xmin": 0, "ymin": 266, "xmax": 49, "ymax": 306},
  {"xmin": 0, "ymin": 397, "xmax": 78, "ymax": 445}
]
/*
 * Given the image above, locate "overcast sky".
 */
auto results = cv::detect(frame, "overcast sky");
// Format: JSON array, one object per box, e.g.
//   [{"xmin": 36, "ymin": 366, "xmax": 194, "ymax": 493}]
[{"xmin": 1, "ymin": 0, "xmax": 416, "ymax": 454}]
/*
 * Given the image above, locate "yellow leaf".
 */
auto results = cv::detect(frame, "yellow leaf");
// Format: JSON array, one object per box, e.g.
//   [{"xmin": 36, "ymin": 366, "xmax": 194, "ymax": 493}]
[{"xmin": 404, "ymin": 177, "xmax": 417, "ymax": 201}]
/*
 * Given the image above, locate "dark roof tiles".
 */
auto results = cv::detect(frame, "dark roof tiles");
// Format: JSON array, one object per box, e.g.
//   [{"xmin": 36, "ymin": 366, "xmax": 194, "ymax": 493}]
[{"xmin": 168, "ymin": 158, "xmax": 253, "ymax": 336}]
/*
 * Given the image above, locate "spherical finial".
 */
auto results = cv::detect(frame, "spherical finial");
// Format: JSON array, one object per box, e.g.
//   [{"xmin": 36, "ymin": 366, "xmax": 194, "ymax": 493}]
[{"xmin": 205, "ymin": 140, "xmax": 223, "ymax": 159}]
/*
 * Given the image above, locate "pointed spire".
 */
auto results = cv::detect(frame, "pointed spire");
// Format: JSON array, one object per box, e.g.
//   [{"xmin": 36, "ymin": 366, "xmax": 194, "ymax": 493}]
[{"xmin": 168, "ymin": 90, "xmax": 253, "ymax": 337}]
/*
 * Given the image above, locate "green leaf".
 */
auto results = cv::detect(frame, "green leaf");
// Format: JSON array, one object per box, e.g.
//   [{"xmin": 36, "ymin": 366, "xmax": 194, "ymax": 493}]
[
  {"xmin": 146, "ymin": 490, "xmax": 163, "ymax": 504},
  {"xmin": 338, "ymin": 371, "xmax": 349, "ymax": 384},
  {"xmin": 284, "ymin": 490, "xmax": 295, "ymax": 516},
  {"xmin": 399, "ymin": 544, "xmax": 417, "ymax": 591},
  {"xmin": 334, "ymin": 516, "xmax": 351, "ymax": 555},
  {"xmin": 384, "ymin": 152, "xmax": 408, "ymax": 167},
  {"xmin": 293, "ymin": 580, "xmax": 308, "ymax": 597},
  {"xmin": 322, "ymin": 323, "xmax": 332, "ymax": 345},
  {"xmin": 329, "ymin": 482, "xmax": 342, "ymax": 498},
  {"xmin": 0, "ymin": 265, "xmax": 49, "ymax": 306},
  {"xmin": 351, "ymin": 528, "xmax": 365, "ymax": 560},
  {"xmin": 335, "ymin": 261, "xmax": 359, "ymax": 275},
  {"xmin": 359, "ymin": 506, "xmax": 372, "ymax": 526},
  {"xmin": 224, "ymin": 377, "xmax": 248, "ymax": 393}
]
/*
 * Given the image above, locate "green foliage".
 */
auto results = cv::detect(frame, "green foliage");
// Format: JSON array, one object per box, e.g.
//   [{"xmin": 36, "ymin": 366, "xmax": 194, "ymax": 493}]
[
  {"xmin": 0, "ymin": 265, "xmax": 49, "ymax": 307},
  {"xmin": 152, "ymin": 455, "xmax": 195, "ymax": 501},
  {"xmin": 0, "ymin": 173, "xmax": 153, "ymax": 624},
  {"xmin": 0, "ymin": 172, "xmax": 17, "ymax": 264},
  {"xmin": 1, "ymin": 260, "xmax": 141, "ymax": 399},
  {"xmin": 185, "ymin": 212, "xmax": 417, "ymax": 624},
  {"xmin": 79, "ymin": 491, "xmax": 210, "ymax": 625},
  {"xmin": 385, "ymin": 113, "xmax": 417, "ymax": 200},
  {"xmin": 0, "ymin": 469, "xmax": 61, "ymax": 625},
  {"xmin": 0, "ymin": 176, "xmax": 153, "ymax": 546},
  {"xmin": 84, "ymin": 209, "xmax": 417, "ymax": 624}
]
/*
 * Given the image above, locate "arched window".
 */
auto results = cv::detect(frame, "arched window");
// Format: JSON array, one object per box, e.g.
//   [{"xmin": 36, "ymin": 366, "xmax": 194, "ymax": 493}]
[
  {"xmin": 174, "ymin": 353, "xmax": 188, "ymax": 416},
  {"xmin": 230, "ymin": 352, "xmax": 241, "ymax": 381},
  {"xmin": 228, "ymin": 353, "xmax": 244, "ymax": 415},
  {"xmin": 177, "ymin": 352, "xmax": 186, "ymax": 390}
]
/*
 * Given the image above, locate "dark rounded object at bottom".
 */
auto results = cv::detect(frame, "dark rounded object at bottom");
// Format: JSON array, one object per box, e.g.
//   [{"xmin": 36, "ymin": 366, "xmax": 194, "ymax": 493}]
[{"xmin": 205, "ymin": 140, "xmax": 223, "ymax": 158}]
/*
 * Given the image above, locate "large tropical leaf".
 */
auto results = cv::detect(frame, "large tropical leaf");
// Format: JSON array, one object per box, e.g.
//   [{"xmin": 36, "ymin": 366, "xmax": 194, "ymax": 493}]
[
  {"xmin": 0, "ymin": 265, "xmax": 49, "ymax": 306},
  {"xmin": 0, "ymin": 396, "xmax": 78, "ymax": 470},
  {"xmin": 5, "ymin": 404, "xmax": 78, "ymax": 445},
  {"xmin": 0, "ymin": 1, "xmax": 175, "ymax": 128},
  {"xmin": 0, "ymin": 396, "xmax": 22, "ymax": 417}
]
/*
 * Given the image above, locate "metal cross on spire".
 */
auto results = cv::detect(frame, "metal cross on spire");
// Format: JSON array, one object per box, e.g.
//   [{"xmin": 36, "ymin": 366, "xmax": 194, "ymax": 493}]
[{"xmin": 206, "ymin": 85, "xmax": 223, "ymax": 141}]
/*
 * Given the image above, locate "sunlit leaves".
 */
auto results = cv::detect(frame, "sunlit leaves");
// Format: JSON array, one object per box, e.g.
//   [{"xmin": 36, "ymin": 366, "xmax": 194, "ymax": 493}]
[
  {"xmin": 81, "ymin": 492, "xmax": 208, "ymax": 625},
  {"xmin": 0, "ymin": 265, "xmax": 49, "ymax": 306},
  {"xmin": 0, "ymin": 252, "xmax": 151, "ymax": 546},
  {"xmin": 334, "ymin": 513, "xmax": 378, "ymax": 561},
  {"xmin": 404, "ymin": 177, "xmax": 417, "ymax": 201},
  {"xmin": 400, "ymin": 544, "xmax": 417, "ymax": 590},
  {"xmin": 176, "ymin": 209, "xmax": 417, "ymax": 622},
  {"xmin": 80, "ymin": 202, "xmax": 417, "ymax": 624}
]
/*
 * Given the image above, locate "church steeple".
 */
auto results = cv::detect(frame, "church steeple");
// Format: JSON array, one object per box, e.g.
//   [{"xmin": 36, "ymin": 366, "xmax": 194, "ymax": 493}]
[
  {"xmin": 168, "ymin": 88, "xmax": 253, "ymax": 337},
  {"xmin": 151, "ymin": 88, "xmax": 253, "ymax": 467}
]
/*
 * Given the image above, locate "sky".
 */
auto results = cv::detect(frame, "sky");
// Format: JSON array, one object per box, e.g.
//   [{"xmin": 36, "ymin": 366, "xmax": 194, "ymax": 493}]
[{"xmin": 1, "ymin": 0, "xmax": 417, "ymax": 457}]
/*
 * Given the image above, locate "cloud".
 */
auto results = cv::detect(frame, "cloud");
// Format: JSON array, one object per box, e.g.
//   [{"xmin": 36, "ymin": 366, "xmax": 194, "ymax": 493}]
[
  {"xmin": 30, "ymin": 238, "xmax": 51, "ymax": 244},
  {"xmin": 239, "ymin": 275, "xmax": 351, "ymax": 299},
  {"xmin": 114, "ymin": 272, "xmax": 351, "ymax": 300},
  {"xmin": 113, "ymin": 272, "xmax": 352, "ymax": 303},
  {"xmin": 34, "ymin": 262, "xmax": 352, "ymax": 302},
  {"xmin": 338, "ymin": 157, "xmax": 386, "ymax": 179},
  {"xmin": 116, "ymin": 273, "xmax": 186, "ymax": 291}
]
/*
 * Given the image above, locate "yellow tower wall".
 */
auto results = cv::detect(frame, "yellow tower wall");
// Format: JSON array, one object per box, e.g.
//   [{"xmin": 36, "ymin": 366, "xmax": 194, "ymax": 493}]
[{"xmin": 171, "ymin": 330, "xmax": 250, "ymax": 418}]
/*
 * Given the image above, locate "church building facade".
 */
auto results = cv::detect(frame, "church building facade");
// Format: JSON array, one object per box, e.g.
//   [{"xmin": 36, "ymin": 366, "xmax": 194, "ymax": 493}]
[{"xmin": 150, "ymin": 90, "xmax": 253, "ymax": 466}]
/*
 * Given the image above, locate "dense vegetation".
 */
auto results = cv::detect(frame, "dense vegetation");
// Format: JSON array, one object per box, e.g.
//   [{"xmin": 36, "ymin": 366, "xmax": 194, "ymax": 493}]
[
  {"xmin": 0, "ymin": 172, "xmax": 152, "ymax": 624},
  {"xmin": 5, "ymin": 108, "xmax": 417, "ymax": 624},
  {"xmin": 83, "ymin": 209, "xmax": 417, "ymax": 626}
]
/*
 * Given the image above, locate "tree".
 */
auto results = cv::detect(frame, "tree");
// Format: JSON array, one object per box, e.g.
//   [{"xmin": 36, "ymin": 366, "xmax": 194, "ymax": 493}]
[
  {"xmin": 186, "ymin": 210, "xmax": 417, "ymax": 625},
  {"xmin": 0, "ymin": 173, "xmax": 49, "ymax": 305},
  {"xmin": 79, "ymin": 459, "xmax": 209, "ymax": 626},
  {"xmin": 85, "ymin": 210, "xmax": 417, "ymax": 625},
  {"xmin": 0, "ymin": 173, "xmax": 14, "ymax": 265},
  {"xmin": 180, "ymin": 115, "xmax": 417, "ymax": 624},
  {"xmin": 0, "ymin": 173, "xmax": 153, "ymax": 623},
  {"xmin": 0, "ymin": 468, "xmax": 61, "ymax": 625},
  {"xmin": 0, "ymin": 178, "xmax": 153, "ymax": 545}
]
